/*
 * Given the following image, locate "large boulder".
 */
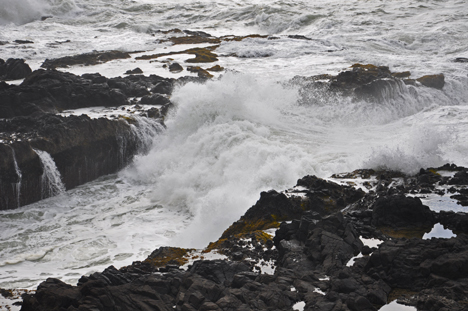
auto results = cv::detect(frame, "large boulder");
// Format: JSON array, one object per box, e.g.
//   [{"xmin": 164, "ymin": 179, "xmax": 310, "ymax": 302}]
[
  {"xmin": 0, "ymin": 58, "xmax": 32, "ymax": 80},
  {"xmin": 371, "ymin": 194, "xmax": 435, "ymax": 229},
  {"xmin": 416, "ymin": 74, "xmax": 445, "ymax": 89}
]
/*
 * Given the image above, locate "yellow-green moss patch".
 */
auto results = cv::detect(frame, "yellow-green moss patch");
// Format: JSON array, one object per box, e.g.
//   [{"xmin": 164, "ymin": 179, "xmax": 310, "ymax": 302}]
[
  {"xmin": 380, "ymin": 227, "xmax": 430, "ymax": 239},
  {"xmin": 136, "ymin": 46, "xmax": 219, "ymax": 63},
  {"xmin": 187, "ymin": 66, "xmax": 214, "ymax": 78},
  {"xmin": 392, "ymin": 71, "xmax": 411, "ymax": 78},
  {"xmin": 169, "ymin": 36, "xmax": 221, "ymax": 45},
  {"xmin": 220, "ymin": 216, "xmax": 281, "ymax": 240},
  {"xmin": 416, "ymin": 74, "xmax": 445, "ymax": 89},
  {"xmin": 143, "ymin": 247, "xmax": 194, "ymax": 267},
  {"xmin": 204, "ymin": 230, "xmax": 274, "ymax": 254},
  {"xmin": 387, "ymin": 288, "xmax": 419, "ymax": 303},
  {"xmin": 206, "ymin": 65, "xmax": 224, "ymax": 72},
  {"xmin": 221, "ymin": 34, "xmax": 268, "ymax": 42}
]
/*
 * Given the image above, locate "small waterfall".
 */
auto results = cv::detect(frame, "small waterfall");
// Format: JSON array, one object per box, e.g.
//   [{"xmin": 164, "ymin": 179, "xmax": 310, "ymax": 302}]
[
  {"xmin": 131, "ymin": 116, "xmax": 165, "ymax": 154},
  {"xmin": 34, "ymin": 149, "xmax": 66, "ymax": 199},
  {"xmin": 119, "ymin": 116, "xmax": 164, "ymax": 165},
  {"xmin": 9, "ymin": 146, "xmax": 22, "ymax": 208}
]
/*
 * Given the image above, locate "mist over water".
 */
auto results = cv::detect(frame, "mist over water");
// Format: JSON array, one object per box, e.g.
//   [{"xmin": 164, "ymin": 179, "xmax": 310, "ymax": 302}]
[
  {"xmin": 0, "ymin": 0, "xmax": 79, "ymax": 25},
  {"xmin": 0, "ymin": 0, "xmax": 468, "ymax": 290},
  {"xmin": 0, "ymin": 0, "xmax": 47, "ymax": 25}
]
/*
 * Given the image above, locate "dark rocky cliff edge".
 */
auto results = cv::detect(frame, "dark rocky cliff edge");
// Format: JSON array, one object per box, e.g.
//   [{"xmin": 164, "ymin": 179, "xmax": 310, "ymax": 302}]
[
  {"xmin": 19, "ymin": 166, "xmax": 468, "ymax": 311},
  {"xmin": 0, "ymin": 60, "xmax": 184, "ymax": 210},
  {"xmin": 2, "ymin": 53, "xmax": 463, "ymax": 310}
]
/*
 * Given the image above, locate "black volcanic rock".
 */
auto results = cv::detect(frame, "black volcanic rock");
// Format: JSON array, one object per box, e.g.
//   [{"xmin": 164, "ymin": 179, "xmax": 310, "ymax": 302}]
[
  {"xmin": 416, "ymin": 74, "xmax": 445, "ymax": 90},
  {"xmin": 21, "ymin": 169, "xmax": 468, "ymax": 311},
  {"xmin": 0, "ymin": 68, "xmax": 179, "ymax": 209},
  {"xmin": 169, "ymin": 62, "xmax": 184, "ymax": 73},
  {"xmin": 0, "ymin": 113, "xmax": 162, "ymax": 209},
  {"xmin": 0, "ymin": 58, "xmax": 32, "ymax": 81},
  {"xmin": 0, "ymin": 69, "xmax": 128, "ymax": 118},
  {"xmin": 0, "ymin": 69, "xmax": 177, "ymax": 119},
  {"xmin": 41, "ymin": 50, "xmax": 131, "ymax": 69},
  {"xmin": 140, "ymin": 94, "xmax": 171, "ymax": 106},
  {"xmin": 371, "ymin": 194, "xmax": 434, "ymax": 229},
  {"xmin": 448, "ymin": 169, "xmax": 468, "ymax": 185},
  {"xmin": 124, "ymin": 67, "xmax": 143, "ymax": 75}
]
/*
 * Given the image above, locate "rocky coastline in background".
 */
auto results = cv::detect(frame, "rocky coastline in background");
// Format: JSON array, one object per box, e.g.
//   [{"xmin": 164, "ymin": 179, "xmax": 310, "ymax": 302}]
[
  {"xmin": 0, "ymin": 35, "xmax": 447, "ymax": 210},
  {"xmin": 1, "ymin": 30, "xmax": 466, "ymax": 310}
]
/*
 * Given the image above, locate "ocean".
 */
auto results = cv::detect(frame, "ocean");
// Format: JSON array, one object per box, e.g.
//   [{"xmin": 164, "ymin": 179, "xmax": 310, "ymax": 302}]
[{"xmin": 0, "ymin": 0, "xmax": 467, "ymax": 291}]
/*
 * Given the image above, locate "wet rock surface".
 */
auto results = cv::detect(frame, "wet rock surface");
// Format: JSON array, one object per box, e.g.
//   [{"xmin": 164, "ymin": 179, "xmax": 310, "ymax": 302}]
[
  {"xmin": 294, "ymin": 63, "xmax": 446, "ymax": 105},
  {"xmin": 0, "ymin": 113, "xmax": 158, "ymax": 210},
  {"xmin": 41, "ymin": 50, "xmax": 132, "ymax": 69},
  {"xmin": 0, "ymin": 67, "xmax": 179, "ymax": 209},
  {"xmin": 21, "ymin": 165, "xmax": 468, "ymax": 310},
  {"xmin": 0, "ymin": 58, "xmax": 32, "ymax": 81}
]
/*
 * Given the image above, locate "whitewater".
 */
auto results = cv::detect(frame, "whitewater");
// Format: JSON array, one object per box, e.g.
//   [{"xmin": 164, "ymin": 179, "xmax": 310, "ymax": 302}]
[{"xmin": 0, "ymin": 0, "xmax": 468, "ymax": 291}]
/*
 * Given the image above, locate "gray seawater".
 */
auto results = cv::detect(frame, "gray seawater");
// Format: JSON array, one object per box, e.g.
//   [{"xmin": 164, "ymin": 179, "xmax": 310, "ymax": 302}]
[{"xmin": 0, "ymin": 0, "xmax": 467, "ymax": 290}]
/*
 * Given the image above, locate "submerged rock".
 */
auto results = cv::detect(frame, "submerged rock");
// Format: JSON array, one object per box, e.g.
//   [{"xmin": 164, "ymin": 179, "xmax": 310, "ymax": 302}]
[
  {"xmin": 294, "ymin": 63, "xmax": 448, "ymax": 105},
  {"xmin": 169, "ymin": 62, "xmax": 184, "ymax": 73},
  {"xmin": 372, "ymin": 195, "xmax": 434, "ymax": 229},
  {"xmin": 124, "ymin": 67, "xmax": 143, "ymax": 75},
  {"xmin": 41, "ymin": 50, "xmax": 132, "ymax": 69},
  {"xmin": 416, "ymin": 74, "xmax": 445, "ymax": 90}
]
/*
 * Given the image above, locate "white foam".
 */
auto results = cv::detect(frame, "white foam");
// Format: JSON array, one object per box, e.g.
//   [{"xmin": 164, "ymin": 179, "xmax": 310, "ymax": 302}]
[
  {"xmin": 0, "ymin": 176, "xmax": 190, "ymax": 289},
  {"xmin": 0, "ymin": 0, "xmax": 48, "ymax": 25}
]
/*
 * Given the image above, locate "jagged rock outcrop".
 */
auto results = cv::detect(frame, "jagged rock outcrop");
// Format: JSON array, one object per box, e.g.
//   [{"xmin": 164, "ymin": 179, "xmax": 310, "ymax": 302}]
[
  {"xmin": 0, "ymin": 69, "xmax": 177, "ymax": 210},
  {"xmin": 20, "ymin": 166, "xmax": 468, "ymax": 311},
  {"xmin": 0, "ymin": 113, "xmax": 162, "ymax": 210},
  {"xmin": 41, "ymin": 50, "xmax": 132, "ymax": 69},
  {"xmin": 0, "ymin": 58, "xmax": 32, "ymax": 81},
  {"xmin": 293, "ymin": 63, "xmax": 446, "ymax": 106}
]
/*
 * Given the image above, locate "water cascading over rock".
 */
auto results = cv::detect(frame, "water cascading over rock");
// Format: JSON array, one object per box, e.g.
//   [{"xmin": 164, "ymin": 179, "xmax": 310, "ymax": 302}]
[{"xmin": 33, "ymin": 149, "xmax": 66, "ymax": 199}]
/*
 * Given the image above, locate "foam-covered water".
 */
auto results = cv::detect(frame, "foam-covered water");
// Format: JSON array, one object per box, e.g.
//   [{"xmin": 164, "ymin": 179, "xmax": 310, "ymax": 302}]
[{"xmin": 0, "ymin": 0, "xmax": 468, "ymax": 290}]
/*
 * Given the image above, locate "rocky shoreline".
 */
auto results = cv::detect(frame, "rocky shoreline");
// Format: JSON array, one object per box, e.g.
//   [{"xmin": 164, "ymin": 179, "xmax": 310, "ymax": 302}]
[
  {"xmin": 0, "ymin": 62, "xmax": 190, "ymax": 209},
  {"xmin": 15, "ymin": 165, "xmax": 468, "ymax": 311},
  {"xmin": 0, "ymin": 32, "xmax": 465, "ymax": 310},
  {"xmin": 0, "ymin": 44, "xmax": 446, "ymax": 210}
]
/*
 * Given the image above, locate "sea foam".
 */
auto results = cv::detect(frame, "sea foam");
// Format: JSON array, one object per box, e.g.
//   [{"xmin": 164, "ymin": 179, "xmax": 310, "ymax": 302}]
[
  {"xmin": 123, "ymin": 73, "xmax": 314, "ymax": 248},
  {"xmin": 0, "ymin": 0, "xmax": 80, "ymax": 25},
  {"xmin": 0, "ymin": 0, "xmax": 48, "ymax": 25}
]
